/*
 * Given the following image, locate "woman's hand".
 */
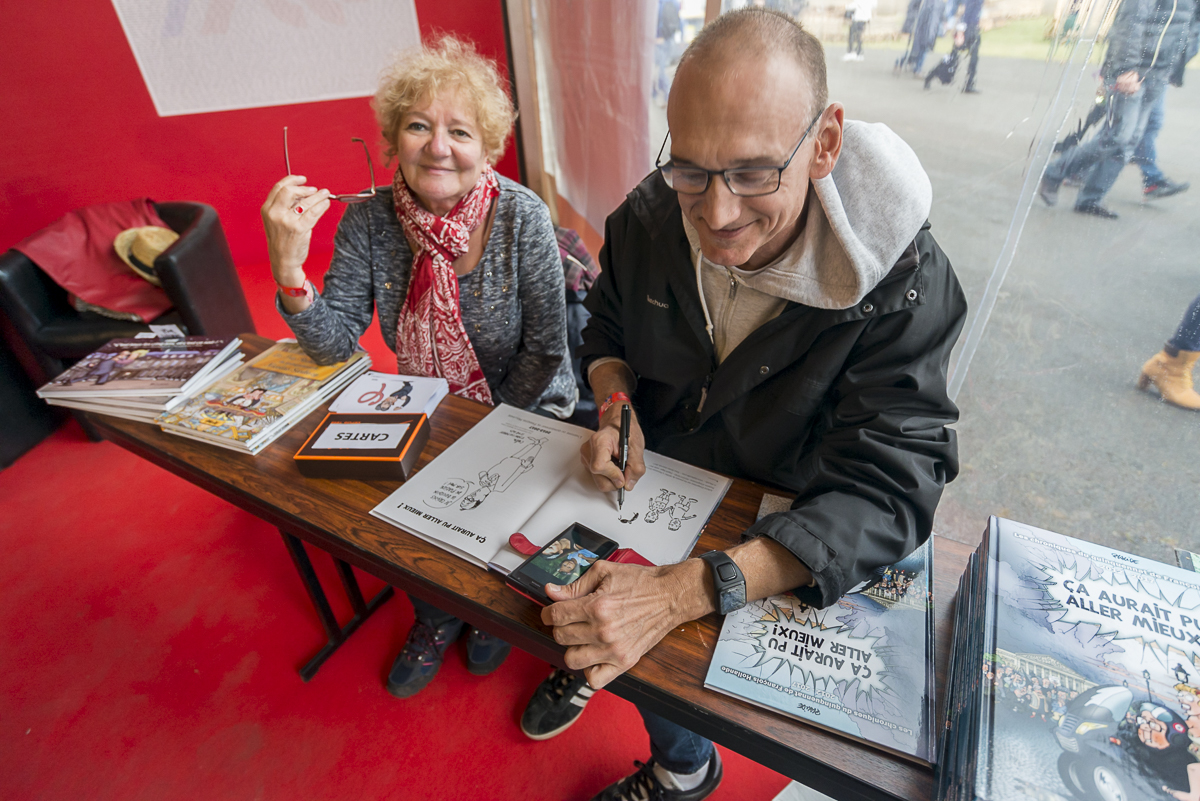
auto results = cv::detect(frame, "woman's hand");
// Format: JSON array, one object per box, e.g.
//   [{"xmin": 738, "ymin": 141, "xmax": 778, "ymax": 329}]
[{"xmin": 261, "ymin": 175, "xmax": 332, "ymax": 288}]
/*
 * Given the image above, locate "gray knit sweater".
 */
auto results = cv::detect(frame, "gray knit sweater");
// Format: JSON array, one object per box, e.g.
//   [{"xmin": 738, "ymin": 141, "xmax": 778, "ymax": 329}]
[{"xmin": 279, "ymin": 175, "xmax": 576, "ymax": 415}]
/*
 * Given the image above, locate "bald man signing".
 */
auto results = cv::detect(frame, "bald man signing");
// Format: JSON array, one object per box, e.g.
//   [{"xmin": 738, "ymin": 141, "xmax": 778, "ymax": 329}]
[{"xmin": 517, "ymin": 9, "xmax": 967, "ymax": 800}]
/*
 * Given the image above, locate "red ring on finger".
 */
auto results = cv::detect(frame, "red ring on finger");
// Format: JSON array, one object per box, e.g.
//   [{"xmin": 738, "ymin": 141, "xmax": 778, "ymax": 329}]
[{"xmin": 295, "ymin": 206, "xmax": 304, "ymax": 215}]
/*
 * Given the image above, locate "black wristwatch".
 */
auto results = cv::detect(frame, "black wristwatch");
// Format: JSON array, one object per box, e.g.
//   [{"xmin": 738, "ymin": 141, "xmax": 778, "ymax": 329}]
[{"xmin": 699, "ymin": 551, "xmax": 747, "ymax": 615}]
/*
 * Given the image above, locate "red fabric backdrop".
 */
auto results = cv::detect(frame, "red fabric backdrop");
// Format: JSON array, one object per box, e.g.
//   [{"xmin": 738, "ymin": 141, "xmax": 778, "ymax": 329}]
[{"xmin": 0, "ymin": 0, "xmax": 519, "ymax": 267}]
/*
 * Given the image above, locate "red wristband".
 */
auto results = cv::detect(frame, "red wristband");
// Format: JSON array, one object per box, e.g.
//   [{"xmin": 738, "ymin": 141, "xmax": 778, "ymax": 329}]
[
  {"xmin": 277, "ymin": 279, "xmax": 312, "ymax": 299},
  {"xmin": 599, "ymin": 391, "xmax": 632, "ymax": 420}
]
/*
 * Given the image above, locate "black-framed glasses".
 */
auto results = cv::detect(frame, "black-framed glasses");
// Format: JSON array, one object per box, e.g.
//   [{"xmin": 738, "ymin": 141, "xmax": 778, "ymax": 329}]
[
  {"xmin": 655, "ymin": 109, "xmax": 824, "ymax": 197},
  {"xmin": 283, "ymin": 126, "xmax": 377, "ymax": 203}
]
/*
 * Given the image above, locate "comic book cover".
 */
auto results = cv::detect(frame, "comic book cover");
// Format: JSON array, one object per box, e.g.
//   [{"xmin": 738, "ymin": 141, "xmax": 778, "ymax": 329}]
[
  {"xmin": 704, "ymin": 540, "xmax": 935, "ymax": 763},
  {"xmin": 966, "ymin": 517, "xmax": 1200, "ymax": 801},
  {"xmin": 329, "ymin": 371, "xmax": 449, "ymax": 417},
  {"xmin": 157, "ymin": 341, "xmax": 368, "ymax": 449},
  {"xmin": 37, "ymin": 336, "xmax": 239, "ymax": 397}
]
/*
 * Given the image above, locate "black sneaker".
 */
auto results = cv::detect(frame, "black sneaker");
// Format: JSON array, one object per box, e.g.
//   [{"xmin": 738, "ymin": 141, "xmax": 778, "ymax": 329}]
[
  {"xmin": 464, "ymin": 628, "xmax": 511, "ymax": 676},
  {"xmin": 590, "ymin": 752, "xmax": 723, "ymax": 801},
  {"xmin": 519, "ymin": 668, "xmax": 596, "ymax": 740},
  {"xmin": 386, "ymin": 619, "xmax": 463, "ymax": 698},
  {"xmin": 1074, "ymin": 202, "xmax": 1119, "ymax": 219},
  {"xmin": 1144, "ymin": 179, "xmax": 1190, "ymax": 199}
]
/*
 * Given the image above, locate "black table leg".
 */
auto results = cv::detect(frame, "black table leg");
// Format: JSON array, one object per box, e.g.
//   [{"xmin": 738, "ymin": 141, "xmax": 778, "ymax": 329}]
[{"xmin": 279, "ymin": 529, "xmax": 395, "ymax": 681}]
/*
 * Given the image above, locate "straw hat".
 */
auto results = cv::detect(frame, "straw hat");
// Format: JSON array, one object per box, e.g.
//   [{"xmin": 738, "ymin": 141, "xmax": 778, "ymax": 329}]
[{"xmin": 114, "ymin": 226, "xmax": 179, "ymax": 286}]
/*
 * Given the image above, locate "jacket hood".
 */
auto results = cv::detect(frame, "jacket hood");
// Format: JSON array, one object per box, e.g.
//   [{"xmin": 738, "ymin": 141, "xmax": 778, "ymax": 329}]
[{"xmin": 681, "ymin": 119, "xmax": 932, "ymax": 310}]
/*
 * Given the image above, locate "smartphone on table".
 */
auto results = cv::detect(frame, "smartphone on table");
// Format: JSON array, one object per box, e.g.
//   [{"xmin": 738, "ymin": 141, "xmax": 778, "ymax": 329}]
[{"xmin": 505, "ymin": 523, "xmax": 618, "ymax": 606}]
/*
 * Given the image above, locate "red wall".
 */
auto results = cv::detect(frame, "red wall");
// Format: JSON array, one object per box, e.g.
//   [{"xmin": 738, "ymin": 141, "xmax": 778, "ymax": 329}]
[{"xmin": 0, "ymin": 0, "xmax": 518, "ymax": 266}]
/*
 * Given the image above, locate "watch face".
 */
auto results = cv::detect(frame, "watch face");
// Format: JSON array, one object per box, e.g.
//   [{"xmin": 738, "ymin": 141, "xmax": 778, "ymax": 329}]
[{"xmin": 719, "ymin": 582, "xmax": 747, "ymax": 616}]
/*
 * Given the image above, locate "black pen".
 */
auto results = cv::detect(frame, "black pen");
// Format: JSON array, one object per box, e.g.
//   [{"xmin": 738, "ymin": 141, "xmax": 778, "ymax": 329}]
[{"xmin": 617, "ymin": 403, "xmax": 631, "ymax": 511}]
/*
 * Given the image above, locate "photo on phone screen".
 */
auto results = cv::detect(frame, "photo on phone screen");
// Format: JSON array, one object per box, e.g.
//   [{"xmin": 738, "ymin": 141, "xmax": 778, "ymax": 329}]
[{"xmin": 506, "ymin": 523, "xmax": 618, "ymax": 604}]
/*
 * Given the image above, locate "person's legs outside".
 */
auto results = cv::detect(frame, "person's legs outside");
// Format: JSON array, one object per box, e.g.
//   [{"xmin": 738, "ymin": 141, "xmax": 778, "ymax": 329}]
[
  {"xmin": 1168, "ymin": 296, "xmax": 1200, "ymax": 354},
  {"xmin": 589, "ymin": 709, "xmax": 722, "ymax": 800},
  {"xmin": 1133, "ymin": 92, "xmax": 1166, "ymax": 187},
  {"xmin": 909, "ymin": 44, "xmax": 930, "ymax": 74},
  {"xmin": 1076, "ymin": 76, "xmax": 1164, "ymax": 215},
  {"xmin": 1139, "ymin": 294, "xmax": 1200, "ymax": 410},
  {"xmin": 845, "ymin": 22, "xmax": 865, "ymax": 60},
  {"xmin": 1040, "ymin": 130, "xmax": 1106, "ymax": 206},
  {"xmin": 963, "ymin": 28, "xmax": 981, "ymax": 92},
  {"xmin": 1133, "ymin": 90, "xmax": 1190, "ymax": 199}
]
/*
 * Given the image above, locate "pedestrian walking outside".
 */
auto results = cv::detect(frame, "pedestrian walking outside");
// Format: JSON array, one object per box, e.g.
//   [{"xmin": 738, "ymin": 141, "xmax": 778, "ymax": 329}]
[
  {"xmin": 845, "ymin": 0, "xmax": 877, "ymax": 60},
  {"xmin": 1038, "ymin": 0, "xmax": 1195, "ymax": 219}
]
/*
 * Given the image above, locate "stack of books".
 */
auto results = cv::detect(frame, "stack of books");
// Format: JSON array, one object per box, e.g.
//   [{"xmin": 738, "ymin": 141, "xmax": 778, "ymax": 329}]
[
  {"xmin": 37, "ymin": 335, "xmax": 243, "ymax": 423},
  {"xmin": 937, "ymin": 517, "xmax": 1200, "ymax": 801},
  {"xmin": 156, "ymin": 340, "xmax": 370, "ymax": 455}
]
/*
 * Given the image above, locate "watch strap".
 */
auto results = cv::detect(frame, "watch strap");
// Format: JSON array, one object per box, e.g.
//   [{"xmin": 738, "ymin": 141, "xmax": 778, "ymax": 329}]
[{"xmin": 700, "ymin": 550, "xmax": 747, "ymax": 616}]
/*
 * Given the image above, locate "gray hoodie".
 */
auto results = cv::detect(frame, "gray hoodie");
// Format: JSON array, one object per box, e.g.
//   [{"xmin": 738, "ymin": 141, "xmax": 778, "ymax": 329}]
[{"xmin": 684, "ymin": 120, "xmax": 933, "ymax": 363}]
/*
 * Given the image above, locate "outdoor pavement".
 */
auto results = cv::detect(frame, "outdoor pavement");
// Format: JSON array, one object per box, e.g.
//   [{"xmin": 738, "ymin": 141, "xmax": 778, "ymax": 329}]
[{"xmin": 825, "ymin": 50, "xmax": 1200, "ymax": 562}]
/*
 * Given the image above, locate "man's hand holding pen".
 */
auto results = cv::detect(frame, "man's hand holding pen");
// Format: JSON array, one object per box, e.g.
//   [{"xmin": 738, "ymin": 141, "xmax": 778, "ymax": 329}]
[{"xmin": 580, "ymin": 396, "xmax": 646, "ymax": 495}]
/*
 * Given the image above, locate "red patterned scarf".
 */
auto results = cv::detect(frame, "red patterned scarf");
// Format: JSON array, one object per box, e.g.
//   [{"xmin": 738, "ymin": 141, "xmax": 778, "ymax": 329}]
[{"xmin": 393, "ymin": 164, "xmax": 499, "ymax": 404}]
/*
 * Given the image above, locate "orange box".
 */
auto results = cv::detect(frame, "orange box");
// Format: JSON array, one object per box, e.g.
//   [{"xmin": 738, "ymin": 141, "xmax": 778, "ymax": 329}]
[{"xmin": 294, "ymin": 412, "xmax": 430, "ymax": 481}]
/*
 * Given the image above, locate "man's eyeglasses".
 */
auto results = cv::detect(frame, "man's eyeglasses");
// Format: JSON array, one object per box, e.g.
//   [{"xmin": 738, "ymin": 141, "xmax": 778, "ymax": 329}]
[
  {"xmin": 283, "ymin": 126, "xmax": 377, "ymax": 203},
  {"xmin": 655, "ymin": 110, "xmax": 824, "ymax": 197}
]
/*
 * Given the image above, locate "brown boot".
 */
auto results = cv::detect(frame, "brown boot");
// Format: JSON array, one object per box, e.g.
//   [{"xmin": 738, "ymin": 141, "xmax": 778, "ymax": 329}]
[{"xmin": 1138, "ymin": 349, "xmax": 1200, "ymax": 410}]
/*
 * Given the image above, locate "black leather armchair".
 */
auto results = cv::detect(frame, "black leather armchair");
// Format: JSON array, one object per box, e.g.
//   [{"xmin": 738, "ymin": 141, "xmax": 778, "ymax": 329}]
[{"xmin": 0, "ymin": 201, "xmax": 256, "ymax": 446}]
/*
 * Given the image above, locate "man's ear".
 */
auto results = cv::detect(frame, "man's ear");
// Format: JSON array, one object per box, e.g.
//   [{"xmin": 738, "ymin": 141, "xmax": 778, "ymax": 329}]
[{"xmin": 809, "ymin": 103, "xmax": 845, "ymax": 181}]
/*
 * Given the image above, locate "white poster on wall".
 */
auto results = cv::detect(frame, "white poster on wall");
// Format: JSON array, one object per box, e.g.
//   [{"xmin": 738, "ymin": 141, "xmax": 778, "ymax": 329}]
[{"xmin": 110, "ymin": 0, "xmax": 421, "ymax": 117}]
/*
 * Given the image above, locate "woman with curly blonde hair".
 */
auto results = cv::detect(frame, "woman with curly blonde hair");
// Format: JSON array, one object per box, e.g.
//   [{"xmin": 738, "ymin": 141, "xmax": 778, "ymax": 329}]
[{"xmin": 261, "ymin": 35, "xmax": 575, "ymax": 698}]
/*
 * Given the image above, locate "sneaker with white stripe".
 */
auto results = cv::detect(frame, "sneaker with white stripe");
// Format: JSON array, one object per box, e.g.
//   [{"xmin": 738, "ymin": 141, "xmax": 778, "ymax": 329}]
[{"xmin": 519, "ymin": 668, "xmax": 596, "ymax": 740}]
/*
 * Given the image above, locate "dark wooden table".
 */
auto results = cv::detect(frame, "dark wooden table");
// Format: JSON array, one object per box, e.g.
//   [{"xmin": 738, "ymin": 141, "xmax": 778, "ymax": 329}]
[{"xmin": 90, "ymin": 334, "xmax": 971, "ymax": 801}]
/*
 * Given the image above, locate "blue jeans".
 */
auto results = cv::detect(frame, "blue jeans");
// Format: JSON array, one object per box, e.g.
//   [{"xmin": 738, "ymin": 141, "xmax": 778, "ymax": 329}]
[
  {"xmin": 640, "ymin": 707, "xmax": 714, "ymax": 774},
  {"xmin": 1045, "ymin": 74, "xmax": 1167, "ymax": 207},
  {"xmin": 1131, "ymin": 89, "xmax": 1166, "ymax": 187},
  {"xmin": 1168, "ymin": 294, "xmax": 1200, "ymax": 353}
]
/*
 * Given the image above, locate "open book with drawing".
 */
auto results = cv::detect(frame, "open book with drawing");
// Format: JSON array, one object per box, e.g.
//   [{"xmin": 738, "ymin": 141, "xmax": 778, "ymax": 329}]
[{"xmin": 370, "ymin": 405, "xmax": 733, "ymax": 573}]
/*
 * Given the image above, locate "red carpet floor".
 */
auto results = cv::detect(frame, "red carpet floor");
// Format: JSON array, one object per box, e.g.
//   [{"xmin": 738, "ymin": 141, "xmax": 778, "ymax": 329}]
[{"xmin": 0, "ymin": 254, "xmax": 791, "ymax": 800}]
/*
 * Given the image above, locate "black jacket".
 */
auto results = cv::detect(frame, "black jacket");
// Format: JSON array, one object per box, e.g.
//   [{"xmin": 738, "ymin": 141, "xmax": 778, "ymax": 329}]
[
  {"xmin": 579, "ymin": 173, "xmax": 968, "ymax": 608},
  {"xmin": 1105, "ymin": 0, "xmax": 1196, "ymax": 80}
]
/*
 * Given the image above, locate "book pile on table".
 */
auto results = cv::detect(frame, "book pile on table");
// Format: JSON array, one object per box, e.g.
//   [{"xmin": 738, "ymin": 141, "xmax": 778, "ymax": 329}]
[
  {"xmin": 37, "ymin": 335, "xmax": 243, "ymax": 423},
  {"xmin": 156, "ymin": 340, "xmax": 370, "ymax": 455},
  {"xmin": 936, "ymin": 516, "xmax": 1200, "ymax": 801},
  {"xmin": 703, "ymin": 535, "xmax": 937, "ymax": 765}
]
